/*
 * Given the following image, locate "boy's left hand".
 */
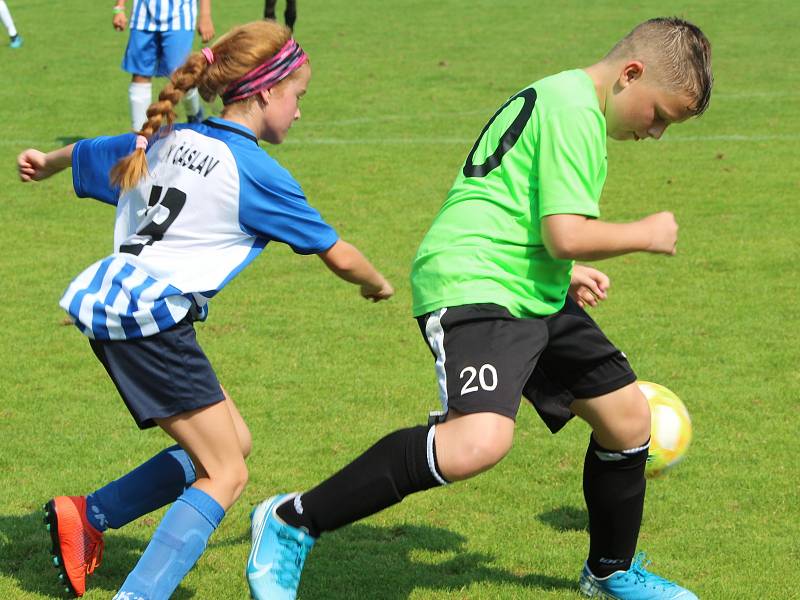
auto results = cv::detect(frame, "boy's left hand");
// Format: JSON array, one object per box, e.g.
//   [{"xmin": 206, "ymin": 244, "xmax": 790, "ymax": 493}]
[{"xmin": 568, "ymin": 264, "xmax": 609, "ymax": 309}]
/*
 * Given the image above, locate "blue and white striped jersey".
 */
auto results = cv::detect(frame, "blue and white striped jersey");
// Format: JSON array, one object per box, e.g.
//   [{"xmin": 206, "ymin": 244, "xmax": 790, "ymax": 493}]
[
  {"xmin": 130, "ymin": 0, "xmax": 197, "ymax": 32},
  {"xmin": 62, "ymin": 117, "xmax": 339, "ymax": 341}
]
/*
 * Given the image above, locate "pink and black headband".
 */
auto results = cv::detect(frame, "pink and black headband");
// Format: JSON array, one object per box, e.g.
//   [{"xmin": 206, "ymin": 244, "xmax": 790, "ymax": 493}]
[{"xmin": 221, "ymin": 38, "xmax": 308, "ymax": 105}]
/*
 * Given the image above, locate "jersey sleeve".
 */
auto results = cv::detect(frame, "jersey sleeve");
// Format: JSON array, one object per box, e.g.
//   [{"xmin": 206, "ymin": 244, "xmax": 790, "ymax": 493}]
[
  {"xmin": 237, "ymin": 153, "xmax": 339, "ymax": 254},
  {"xmin": 537, "ymin": 107, "xmax": 606, "ymax": 218},
  {"xmin": 72, "ymin": 133, "xmax": 137, "ymax": 206}
]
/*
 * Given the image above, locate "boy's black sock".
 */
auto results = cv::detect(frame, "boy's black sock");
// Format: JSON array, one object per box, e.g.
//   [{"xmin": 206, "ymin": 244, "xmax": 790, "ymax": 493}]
[
  {"xmin": 276, "ymin": 425, "xmax": 448, "ymax": 537},
  {"xmin": 583, "ymin": 434, "xmax": 649, "ymax": 578}
]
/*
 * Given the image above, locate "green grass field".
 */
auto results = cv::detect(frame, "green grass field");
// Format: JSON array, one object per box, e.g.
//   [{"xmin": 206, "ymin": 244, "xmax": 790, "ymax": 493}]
[{"xmin": 1, "ymin": 0, "xmax": 798, "ymax": 598}]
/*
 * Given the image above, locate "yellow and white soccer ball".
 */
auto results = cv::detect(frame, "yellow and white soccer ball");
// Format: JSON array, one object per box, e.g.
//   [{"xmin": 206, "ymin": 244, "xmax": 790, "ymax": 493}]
[{"xmin": 638, "ymin": 381, "xmax": 692, "ymax": 478}]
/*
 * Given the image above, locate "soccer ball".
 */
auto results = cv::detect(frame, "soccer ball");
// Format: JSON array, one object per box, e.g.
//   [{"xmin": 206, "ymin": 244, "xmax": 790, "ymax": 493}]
[{"xmin": 638, "ymin": 381, "xmax": 692, "ymax": 478}]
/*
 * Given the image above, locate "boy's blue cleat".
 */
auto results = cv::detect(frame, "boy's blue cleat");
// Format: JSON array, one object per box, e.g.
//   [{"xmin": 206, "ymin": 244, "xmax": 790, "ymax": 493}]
[
  {"xmin": 247, "ymin": 493, "xmax": 315, "ymax": 600},
  {"xmin": 9, "ymin": 35, "xmax": 23, "ymax": 48},
  {"xmin": 579, "ymin": 552, "xmax": 698, "ymax": 599}
]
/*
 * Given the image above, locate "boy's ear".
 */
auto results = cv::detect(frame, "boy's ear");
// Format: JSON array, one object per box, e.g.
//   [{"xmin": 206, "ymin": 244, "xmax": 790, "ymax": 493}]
[{"xmin": 619, "ymin": 60, "xmax": 645, "ymax": 87}]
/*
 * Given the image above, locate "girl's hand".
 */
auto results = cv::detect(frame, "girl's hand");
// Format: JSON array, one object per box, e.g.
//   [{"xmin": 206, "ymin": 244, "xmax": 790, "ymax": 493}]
[
  {"xmin": 361, "ymin": 279, "xmax": 394, "ymax": 302},
  {"xmin": 17, "ymin": 149, "xmax": 50, "ymax": 182},
  {"xmin": 568, "ymin": 264, "xmax": 610, "ymax": 309}
]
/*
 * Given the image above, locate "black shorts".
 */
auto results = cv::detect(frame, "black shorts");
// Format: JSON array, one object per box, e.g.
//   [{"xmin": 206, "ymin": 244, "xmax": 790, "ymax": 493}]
[
  {"xmin": 417, "ymin": 298, "xmax": 636, "ymax": 433},
  {"xmin": 89, "ymin": 317, "xmax": 225, "ymax": 430}
]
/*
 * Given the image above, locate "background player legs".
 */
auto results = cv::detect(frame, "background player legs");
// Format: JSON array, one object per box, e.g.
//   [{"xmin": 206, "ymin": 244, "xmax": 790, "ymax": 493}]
[
  {"xmin": 129, "ymin": 74, "xmax": 152, "ymax": 132},
  {"xmin": 570, "ymin": 382, "xmax": 651, "ymax": 577},
  {"xmin": 183, "ymin": 87, "xmax": 204, "ymax": 123},
  {"xmin": 264, "ymin": 0, "xmax": 276, "ymax": 20},
  {"xmin": 128, "ymin": 77, "xmax": 204, "ymax": 132},
  {"xmin": 284, "ymin": 0, "xmax": 297, "ymax": 31},
  {"xmin": 0, "ymin": 0, "xmax": 21, "ymax": 47},
  {"xmin": 264, "ymin": 0, "xmax": 297, "ymax": 31}
]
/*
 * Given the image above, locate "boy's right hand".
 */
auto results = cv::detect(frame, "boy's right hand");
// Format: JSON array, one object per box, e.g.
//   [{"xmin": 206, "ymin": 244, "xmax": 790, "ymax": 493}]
[
  {"xmin": 361, "ymin": 279, "xmax": 394, "ymax": 303},
  {"xmin": 17, "ymin": 149, "xmax": 48, "ymax": 182},
  {"xmin": 113, "ymin": 12, "xmax": 127, "ymax": 31},
  {"xmin": 643, "ymin": 211, "xmax": 678, "ymax": 255}
]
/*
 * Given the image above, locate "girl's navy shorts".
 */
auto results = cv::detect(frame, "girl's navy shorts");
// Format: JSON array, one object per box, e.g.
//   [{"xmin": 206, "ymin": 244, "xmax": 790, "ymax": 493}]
[
  {"xmin": 89, "ymin": 316, "xmax": 225, "ymax": 429},
  {"xmin": 417, "ymin": 297, "xmax": 637, "ymax": 433}
]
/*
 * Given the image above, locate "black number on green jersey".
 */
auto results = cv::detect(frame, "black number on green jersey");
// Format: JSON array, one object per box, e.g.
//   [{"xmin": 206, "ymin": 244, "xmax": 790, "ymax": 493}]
[
  {"xmin": 463, "ymin": 88, "xmax": 537, "ymax": 178},
  {"xmin": 120, "ymin": 186, "xmax": 187, "ymax": 256}
]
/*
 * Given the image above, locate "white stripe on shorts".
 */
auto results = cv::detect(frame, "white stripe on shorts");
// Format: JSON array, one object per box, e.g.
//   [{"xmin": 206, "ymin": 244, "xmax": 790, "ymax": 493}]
[{"xmin": 424, "ymin": 308, "xmax": 448, "ymax": 413}]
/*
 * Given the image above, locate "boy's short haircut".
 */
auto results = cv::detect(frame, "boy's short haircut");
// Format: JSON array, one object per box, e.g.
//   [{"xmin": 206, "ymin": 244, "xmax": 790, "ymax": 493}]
[{"xmin": 606, "ymin": 17, "xmax": 713, "ymax": 116}]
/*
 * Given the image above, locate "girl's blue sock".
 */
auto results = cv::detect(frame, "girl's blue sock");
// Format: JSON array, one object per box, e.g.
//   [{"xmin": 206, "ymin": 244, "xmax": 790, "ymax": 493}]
[
  {"xmin": 85, "ymin": 445, "xmax": 196, "ymax": 531},
  {"xmin": 113, "ymin": 487, "xmax": 225, "ymax": 600}
]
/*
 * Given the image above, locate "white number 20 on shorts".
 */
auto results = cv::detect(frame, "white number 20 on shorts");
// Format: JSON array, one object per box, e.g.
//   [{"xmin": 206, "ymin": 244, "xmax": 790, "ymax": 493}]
[{"xmin": 459, "ymin": 364, "xmax": 498, "ymax": 395}]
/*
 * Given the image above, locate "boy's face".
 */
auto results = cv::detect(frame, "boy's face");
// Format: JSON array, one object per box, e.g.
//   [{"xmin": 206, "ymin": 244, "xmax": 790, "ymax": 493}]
[{"xmin": 605, "ymin": 62, "xmax": 695, "ymax": 141}]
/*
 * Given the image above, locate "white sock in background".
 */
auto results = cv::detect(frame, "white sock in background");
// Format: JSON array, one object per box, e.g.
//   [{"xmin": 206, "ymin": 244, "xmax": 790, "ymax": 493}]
[
  {"xmin": 129, "ymin": 81, "xmax": 152, "ymax": 132},
  {"xmin": 183, "ymin": 88, "xmax": 202, "ymax": 119},
  {"xmin": 0, "ymin": 1, "xmax": 18, "ymax": 38}
]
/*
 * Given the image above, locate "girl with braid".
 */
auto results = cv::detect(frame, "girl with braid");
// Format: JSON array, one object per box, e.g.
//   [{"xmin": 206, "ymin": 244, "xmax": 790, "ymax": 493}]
[{"xmin": 18, "ymin": 19, "xmax": 393, "ymax": 600}]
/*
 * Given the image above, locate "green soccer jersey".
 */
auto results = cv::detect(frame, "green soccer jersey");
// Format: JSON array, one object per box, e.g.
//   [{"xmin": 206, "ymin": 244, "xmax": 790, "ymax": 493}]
[{"xmin": 411, "ymin": 69, "xmax": 607, "ymax": 318}]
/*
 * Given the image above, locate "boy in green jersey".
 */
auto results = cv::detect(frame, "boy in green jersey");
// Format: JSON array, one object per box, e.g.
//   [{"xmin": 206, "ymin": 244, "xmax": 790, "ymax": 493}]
[{"xmin": 249, "ymin": 17, "xmax": 712, "ymax": 600}]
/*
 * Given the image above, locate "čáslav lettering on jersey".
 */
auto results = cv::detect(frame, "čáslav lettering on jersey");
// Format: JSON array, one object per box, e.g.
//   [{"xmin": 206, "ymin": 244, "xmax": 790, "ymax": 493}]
[{"xmin": 164, "ymin": 142, "xmax": 221, "ymax": 177}]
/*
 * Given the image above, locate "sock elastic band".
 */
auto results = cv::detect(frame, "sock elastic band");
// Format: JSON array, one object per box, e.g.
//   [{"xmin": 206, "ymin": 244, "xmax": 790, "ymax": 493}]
[{"xmin": 178, "ymin": 487, "xmax": 225, "ymax": 529}]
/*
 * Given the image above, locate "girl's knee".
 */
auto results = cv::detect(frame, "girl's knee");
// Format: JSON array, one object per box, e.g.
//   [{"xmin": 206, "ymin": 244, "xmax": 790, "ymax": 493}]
[
  {"xmin": 232, "ymin": 461, "xmax": 249, "ymax": 493},
  {"xmin": 222, "ymin": 388, "xmax": 252, "ymax": 459},
  {"xmin": 239, "ymin": 427, "xmax": 253, "ymax": 459},
  {"xmin": 212, "ymin": 460, "xmax": 249, "ymax": 501}
]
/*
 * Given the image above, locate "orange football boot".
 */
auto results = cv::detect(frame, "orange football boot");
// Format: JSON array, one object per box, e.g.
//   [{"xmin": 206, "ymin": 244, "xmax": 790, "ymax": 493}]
[{"xmin": 44, "ymin": 496, "xmax": 104, "ymax": 597}]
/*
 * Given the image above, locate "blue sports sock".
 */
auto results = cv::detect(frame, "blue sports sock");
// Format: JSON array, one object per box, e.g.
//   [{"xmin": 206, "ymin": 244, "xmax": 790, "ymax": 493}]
[
  {"xmin": 114, "ymin": 487, "xmax": 225, "ymax": 600},
  {"xmin": 86, "ymin": 445, "xmax": 196, "ymax": 532}
]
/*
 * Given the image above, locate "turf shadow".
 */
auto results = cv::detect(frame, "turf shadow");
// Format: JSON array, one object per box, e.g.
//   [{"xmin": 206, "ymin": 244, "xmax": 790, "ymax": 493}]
[
  {"xmin": 0, "ymin": 511, "xmax": 196, "ymax": 599},
  {"xmin": 1, "ymin": 513, "xmax": 578, "ymax": 598},
  {"xmin": 297, "ymin": 523, "xmax": 575, "ymax": 599},
  {"xmin": 537, "ymin": 505, "xmax": 589, "ymax": 532}
]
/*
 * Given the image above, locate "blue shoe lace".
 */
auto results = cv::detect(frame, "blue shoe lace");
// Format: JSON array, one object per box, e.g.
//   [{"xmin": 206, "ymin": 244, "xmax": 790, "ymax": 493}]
[
  {"xmin": 618, "ymin": 552, "xmax": 680, "ymax": 592},
  {"xmin": 273, "ymin": 525, "xmax": 312, "ymax": 590}
]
